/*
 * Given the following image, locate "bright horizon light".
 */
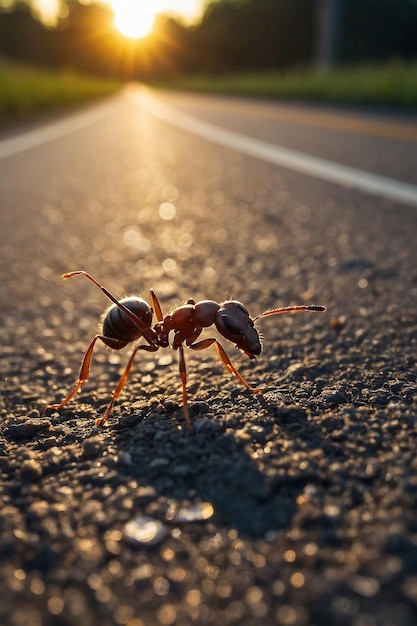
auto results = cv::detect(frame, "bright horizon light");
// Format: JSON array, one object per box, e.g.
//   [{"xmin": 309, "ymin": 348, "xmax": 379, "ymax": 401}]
[
  {"xmin": 27, "ymin": 0, "xmax": 206, "ymax": 33},
  {"xmin": 111, "ymin": 0, "xmax": 208, "ymax": 40},
  {"xmin": 111, "ymin": 1, "xmax": 158, "ymax": 39}
]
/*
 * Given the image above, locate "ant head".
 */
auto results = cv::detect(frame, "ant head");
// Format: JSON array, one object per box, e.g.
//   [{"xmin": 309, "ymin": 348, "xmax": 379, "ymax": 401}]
[{"xmin": 215, "ymin": 301, "xmax": 261, "ymax": 359}]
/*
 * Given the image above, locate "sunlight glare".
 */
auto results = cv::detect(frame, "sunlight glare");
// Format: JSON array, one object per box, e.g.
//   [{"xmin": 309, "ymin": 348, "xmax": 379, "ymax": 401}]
[
  {"xmin": 112, "ymin": 1, "xmax": 158, "ymax": 39},
  {"xmin": 31, "ymin": 1, "xmax": 206, "ymax": 33}
]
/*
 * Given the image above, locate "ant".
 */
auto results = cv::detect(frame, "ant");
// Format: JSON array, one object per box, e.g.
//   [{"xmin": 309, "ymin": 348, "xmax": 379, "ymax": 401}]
[{"xmin": 47, "ymin": 271, "xmax": 326, "ymax": 432}]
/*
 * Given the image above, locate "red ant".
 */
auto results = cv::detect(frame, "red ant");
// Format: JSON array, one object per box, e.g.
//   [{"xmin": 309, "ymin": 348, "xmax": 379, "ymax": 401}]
[{"xmin": 47, "ymin": 271, "xmax": 326, "ymax": 432}]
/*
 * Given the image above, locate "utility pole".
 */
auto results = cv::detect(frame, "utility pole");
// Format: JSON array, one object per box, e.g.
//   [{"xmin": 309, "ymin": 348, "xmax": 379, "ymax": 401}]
[{"xmin": 314, "ymin": 0, "xmax": 345, "ymax": 68}]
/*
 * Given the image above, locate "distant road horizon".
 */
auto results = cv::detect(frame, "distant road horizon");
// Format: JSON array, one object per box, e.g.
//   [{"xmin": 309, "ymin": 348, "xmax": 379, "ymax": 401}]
[{"xmin": 2, "ymin": 85, "xmax": 417, "ymax": 206}]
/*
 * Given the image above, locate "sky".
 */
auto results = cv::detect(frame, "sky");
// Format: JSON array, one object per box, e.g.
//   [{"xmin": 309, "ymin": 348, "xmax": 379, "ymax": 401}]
[{"xmin": 26, "ymin": 0, "xmax": 207, "ymax": 28}]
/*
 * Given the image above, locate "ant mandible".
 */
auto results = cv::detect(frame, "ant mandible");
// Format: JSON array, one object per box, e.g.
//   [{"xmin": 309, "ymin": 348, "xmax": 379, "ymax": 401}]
[{"xmin": 46, "ymin": 271, "xmax": 326, "ymax": 432}]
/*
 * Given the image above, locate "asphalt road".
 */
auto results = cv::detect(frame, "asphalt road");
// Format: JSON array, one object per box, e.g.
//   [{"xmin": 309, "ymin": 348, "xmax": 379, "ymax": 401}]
[{"xmin": 1, "ymin": 86, "xmax": 417, "ymax": 626}]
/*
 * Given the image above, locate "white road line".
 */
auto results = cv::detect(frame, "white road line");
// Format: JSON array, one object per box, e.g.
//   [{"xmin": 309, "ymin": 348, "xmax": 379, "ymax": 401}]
[
  {"xmin": 0, "ymin": 102, "xmax": 113, "ymax": 160},
  {"xmin": 130, "ymin": 89, "xmax": 417, "ymax": 207}
]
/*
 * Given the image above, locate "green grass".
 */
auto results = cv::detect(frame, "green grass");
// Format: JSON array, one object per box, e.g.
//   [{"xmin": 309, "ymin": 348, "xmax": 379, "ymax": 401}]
[
  {"xmin": 154, "ymin": 63, "xmax": 417, "ymax": 108},
  {"xmin": 2, "ymin": 58, "xmax": 416, "ymax": 124},
  {"xmin": 0, "ymin": 57, "xmax": 121, "ymax": 122}
]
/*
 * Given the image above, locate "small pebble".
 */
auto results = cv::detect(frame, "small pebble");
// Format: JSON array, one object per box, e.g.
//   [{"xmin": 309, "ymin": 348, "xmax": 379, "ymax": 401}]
[
  {"xmin": 117, "ymin": 451, "xmax": 133, "ymax": 466},
  {"xmin": 329, "ymin": 316, "xmax": 346, "ymax": 329},
  {"xmin": 123, "ymin": 516, "xmax": 168, "ymax": 548},
  {"xmin": 82, "ymin": 437, "xmax": 103, "ymax": 459},
  {"xmin": 166, "ymin": 502, "xmax": 215, "ymax": 523},
  {"xmin": 7, "ymin": 419, "xmax": 51, "ymax": 442},
  {"xmin": 322, "ymin": 387, "xmax": 349, "ymax": 406},
  {"xmin": 20, "ymin": 459, "xmax": 43, "ymax": 482},
  {"xmin": 234, "ymin": 428, "xmax": 252, "ymax": 444},
  {"xmin": 189, "ymin": 401, "xmax": 210, "ymax": 416},
  {"xmin": 149, "ymin": 458, "xmax": 170, "ymax": 470},
  {"xmin": 193, "ymin": 418, "xmax": 222, "ymax": 433},
  {"xmin": 172, "ymin": 464, "xmax": 192, "ymax": 477}
]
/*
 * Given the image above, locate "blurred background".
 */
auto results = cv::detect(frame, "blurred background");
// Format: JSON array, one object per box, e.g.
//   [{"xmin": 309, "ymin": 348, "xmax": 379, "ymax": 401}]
[{"xmin": 0, "ymin": 0, "xmax": 416, "ymax": 81}]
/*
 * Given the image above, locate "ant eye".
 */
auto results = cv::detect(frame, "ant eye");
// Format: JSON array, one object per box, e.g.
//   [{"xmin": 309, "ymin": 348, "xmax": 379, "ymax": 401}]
[
  {"xmin": 235, "ymin": 302, "xmax": 249, "ymax": 317},
  {"xmin": 221, "ymin": 315, "xmax": 242, "ymax": 336}
]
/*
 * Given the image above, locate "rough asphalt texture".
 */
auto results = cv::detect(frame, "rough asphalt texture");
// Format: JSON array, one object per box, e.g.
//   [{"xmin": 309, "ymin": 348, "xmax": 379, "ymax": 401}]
[{"xmin": 1, "ymin": 92, "xmax": 417, "ymax": 626}]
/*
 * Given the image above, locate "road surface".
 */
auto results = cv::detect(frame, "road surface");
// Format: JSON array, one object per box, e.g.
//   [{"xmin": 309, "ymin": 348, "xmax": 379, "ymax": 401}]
[{"xmin": 1, "ymin": 86, "xmax": 417, "ymax": 626}]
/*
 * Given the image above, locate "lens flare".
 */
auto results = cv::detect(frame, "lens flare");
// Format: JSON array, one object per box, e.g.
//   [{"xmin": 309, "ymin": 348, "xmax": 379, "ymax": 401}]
[{"xmin": 112, "ymin": 1, "xmax": 157, "ymax": 39}]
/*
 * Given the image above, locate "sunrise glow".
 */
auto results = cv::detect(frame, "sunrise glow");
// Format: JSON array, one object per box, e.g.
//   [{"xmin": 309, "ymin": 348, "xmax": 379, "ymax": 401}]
[
  {"xmin": 30, "ymin": 0, "xmax": 205, "ymax": 34},
  {"xmin": 112, "ymin": 1, "xmax": 157, "ymax": 39},
  {"xmin": 110, "ymin": 0, "xmax": 204, "ymax": 39}
]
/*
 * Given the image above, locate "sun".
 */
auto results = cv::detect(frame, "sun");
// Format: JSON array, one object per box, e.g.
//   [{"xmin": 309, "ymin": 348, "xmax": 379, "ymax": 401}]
[{"xmin": 112, "ymin": 1, "xmax": 158, "ymax": 40}]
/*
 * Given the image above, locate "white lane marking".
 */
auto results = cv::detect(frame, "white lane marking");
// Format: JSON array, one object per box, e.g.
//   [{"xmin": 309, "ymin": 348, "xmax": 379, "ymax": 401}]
[
  {"xmin": 130, "ymin": 89, "xmax": 417, "ymax": 207},
  {"xmin": 0, "ymin": 101, "xmax": 114, "ymax": 160}
]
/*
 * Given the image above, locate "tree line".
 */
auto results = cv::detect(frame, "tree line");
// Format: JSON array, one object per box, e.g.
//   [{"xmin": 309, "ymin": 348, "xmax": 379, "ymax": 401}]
[{"xmin": 1, "ymin": 0, "xmax": 417, "ymax": 80}]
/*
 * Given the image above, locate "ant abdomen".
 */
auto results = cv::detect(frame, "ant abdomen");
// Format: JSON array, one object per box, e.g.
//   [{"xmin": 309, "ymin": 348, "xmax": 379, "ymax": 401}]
[{"xmin": 101, "ymin": 296, "xmax": 153, "ymax": 350}]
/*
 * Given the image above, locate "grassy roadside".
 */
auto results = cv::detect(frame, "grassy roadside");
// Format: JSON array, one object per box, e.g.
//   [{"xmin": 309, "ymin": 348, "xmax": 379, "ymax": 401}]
[
  {"xmin": 154, "ymin": 63, "xmax": 417, "ymax": 109},
  {"xmin": 0, "ymin": 57, "xmax": 121, "ymax": 125},
  {"xmin": 1, "ymin": 58, "xmax": 416, "ymax": 128}
]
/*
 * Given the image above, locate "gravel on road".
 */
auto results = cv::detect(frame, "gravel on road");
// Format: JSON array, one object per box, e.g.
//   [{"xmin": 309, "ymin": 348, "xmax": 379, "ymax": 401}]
[{"xmin": 1, "ymin": 95, "xmax": 417, "ymax": 626}]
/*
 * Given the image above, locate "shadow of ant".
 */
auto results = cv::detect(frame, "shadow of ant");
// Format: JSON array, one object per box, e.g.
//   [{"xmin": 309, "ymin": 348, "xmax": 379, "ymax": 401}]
[{"xmin": 107, "ymin": 388, "xmax": 347, "ymax": 539}]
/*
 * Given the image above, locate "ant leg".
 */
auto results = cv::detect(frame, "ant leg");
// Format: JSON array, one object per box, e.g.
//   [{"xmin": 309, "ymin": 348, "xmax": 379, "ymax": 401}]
[
  {"xmin": 186, "ymin": 325, "xmax": 202, "ymax": 346},
  {"xmin": 47, "ymin": 335, "xmax": 110, "ymax": 412},
  {"xmin": 178, "ymin": 345, "xmax": 193, "ymax": 434},
  {"xmin": 190, "ymin": 338, "xmax": 263, "ymax": 394},
  {"xmin": 96, "ymin": 344, "xmax": 158, "ymax": 427},
  {"xmin": 149, "ymin": 289, "xmax": 163, "ymax": 322}
]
